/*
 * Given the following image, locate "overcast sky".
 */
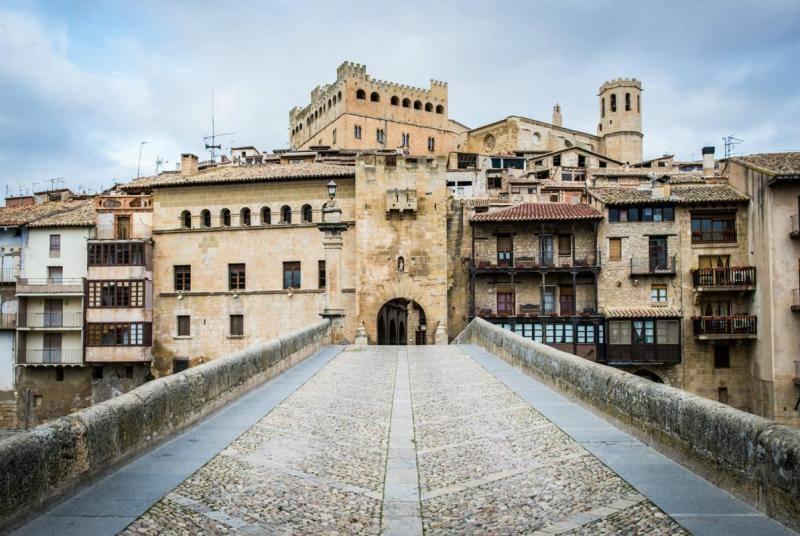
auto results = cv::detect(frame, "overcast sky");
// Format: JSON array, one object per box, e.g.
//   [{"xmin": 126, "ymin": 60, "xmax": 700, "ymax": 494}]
[{"xmin": 1, "ymin": 0, "xmax": 799, "ymax": 198}]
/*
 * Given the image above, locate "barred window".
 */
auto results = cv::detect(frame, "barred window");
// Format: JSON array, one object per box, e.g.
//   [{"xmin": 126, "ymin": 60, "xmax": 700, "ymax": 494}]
[
  {"xmin": 86, "ymin": 322, "xmax": 152, "ymax": 346},
  {"xmin": 88, "ymin": 280, "xmax": 145, "ymax": 307}
]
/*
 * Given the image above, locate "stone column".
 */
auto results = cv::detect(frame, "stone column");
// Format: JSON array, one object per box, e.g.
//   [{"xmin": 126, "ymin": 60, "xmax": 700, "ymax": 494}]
[{"xmin": 318, "ymin": 203, "xmax": 348, "ymax": 343}]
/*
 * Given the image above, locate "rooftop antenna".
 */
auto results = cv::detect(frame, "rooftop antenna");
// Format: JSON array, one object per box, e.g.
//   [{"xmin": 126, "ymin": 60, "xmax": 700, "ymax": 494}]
[
  {"xmin": 204, "ymin": 86, "xmax": 235, "ymax": 163},
  {"xmin": 137, "ymin": 141, "xmax": 148, "ymax": 178},
  {"xmin": 155, "ymin": 157, "xmax": 169, "ymax": 174},
  {"xmin": 722, "ymin": 134, "xmax": 743, "ymax": 158}
]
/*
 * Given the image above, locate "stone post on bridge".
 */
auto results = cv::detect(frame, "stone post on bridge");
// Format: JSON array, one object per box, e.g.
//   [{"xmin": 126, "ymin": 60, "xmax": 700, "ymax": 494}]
[{"xmin": 318, "ymin": 183, "xmax": 348, "ymax": 343}]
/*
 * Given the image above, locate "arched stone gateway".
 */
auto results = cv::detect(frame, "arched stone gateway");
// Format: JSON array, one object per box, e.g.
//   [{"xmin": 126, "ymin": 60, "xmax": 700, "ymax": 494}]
[
  {"xmin": 376, "ymin": 299, "xmax": 427, "ymax": 345},
  {"xmin": 634, "ymin": 370, "xmax": 664, "ymax": 383}
]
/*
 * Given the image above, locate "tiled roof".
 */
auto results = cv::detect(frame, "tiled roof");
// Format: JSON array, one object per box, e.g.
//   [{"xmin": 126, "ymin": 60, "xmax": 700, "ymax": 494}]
[
  {"xmin": 28, "ymin": 199, "xmax": 95, "ymax": 227},
  {"xmin": 731, "ymin": 152, "xmax": 800, "ymax": 179},
  {"xmin": 590, "ymin": 169, "xmax": 706, "ymax": 181},
  {"xmin": 0, "ymin": 199, "xmax": 91, "ymax": 227},
  {"xmin": 603, "ymin": 306, "xmax": 682, "ymax": 318},
  {"xmin": 589, "ymin": 184, "xmax": 748, "ymax": 206},
  {"xmin": 122, "ymin": 162, "xmax": 355, "ymax": 191},
  {"xmin": 471, "ymin": 202, "xmax": 602, "ymax": 222}
]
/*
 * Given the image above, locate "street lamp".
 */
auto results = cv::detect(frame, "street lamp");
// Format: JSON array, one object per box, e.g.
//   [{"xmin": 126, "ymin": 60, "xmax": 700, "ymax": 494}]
[{"xmin": 327, "ymin": 180, "xmax": 337, "ymax": 200}]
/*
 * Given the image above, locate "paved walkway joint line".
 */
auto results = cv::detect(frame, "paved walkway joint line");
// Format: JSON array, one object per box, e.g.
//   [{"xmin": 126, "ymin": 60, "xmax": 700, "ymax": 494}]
[{"xmin": 381, "ymin": 347, "xmax": 423, "ymax": 535}]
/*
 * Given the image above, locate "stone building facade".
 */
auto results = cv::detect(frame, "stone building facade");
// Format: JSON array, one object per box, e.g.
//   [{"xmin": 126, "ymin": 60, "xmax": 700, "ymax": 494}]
[{"xmin": 289, "ymin": 62, "xmax": 468, "ymax": 156}]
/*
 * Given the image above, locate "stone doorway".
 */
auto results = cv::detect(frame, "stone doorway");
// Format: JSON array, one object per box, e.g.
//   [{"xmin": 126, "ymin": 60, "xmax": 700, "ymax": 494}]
[{"xmin": 377, "ymin": 299, "xmax": 427, "ymax": 345}]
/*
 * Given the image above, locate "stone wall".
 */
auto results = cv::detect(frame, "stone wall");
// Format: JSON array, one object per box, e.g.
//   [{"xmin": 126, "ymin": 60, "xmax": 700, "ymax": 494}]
[
  {"xmin": 455, "ymin": 318, "xmax": 800, "ymax": 531},
  {"xmin": 0, "ymin": 320, "xmax": 331, "ymax": 532}
]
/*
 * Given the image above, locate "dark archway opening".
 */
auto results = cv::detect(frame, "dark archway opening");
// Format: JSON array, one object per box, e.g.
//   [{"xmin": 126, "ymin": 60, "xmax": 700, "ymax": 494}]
[
  {"xmin": 377, "ymin": 299, "xmax": 426, "ymax": 345},
  {"xmin": 634, "ymin": 370, "xmax": 664, "ymax": 383}
]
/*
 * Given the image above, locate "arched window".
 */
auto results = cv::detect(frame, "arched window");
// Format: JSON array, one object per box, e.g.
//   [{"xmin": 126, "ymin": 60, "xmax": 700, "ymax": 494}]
[
  {"xmin": 402, "ymin": 98, "xmax": 410, "ymax": 108},
  {"xmin": 356, "ymin": 89, "xmax": 366, "ymax": 100},
  {"xmin": 435, "ymin": 104, "xmax": 444, "ymax": 114},
  {"xmin": 390, "ymin": 96, "xmax": 399, "ymax": 106},
  {"xmin": 260, "ymin": 207, "xmax": 271, "ymax": 225},
  {"xmin": 332, "ymin": 94, "xmax": 337, "ymax": 104},
  {"xmin": 201, "ymin": 209, "xmax": 211, "ymax": 228},
  {"xmin": 302, "ymin": 204, "xmax": 313, "ymax": 223},
  {"xmin": 181, "ymin": 210, "xmax": 192, "ymax": 229},
  {"xmin": 328, "ymin": 98, "xmax": 332, "ymax": 108},
  {"xmin": 625, "ymin": 92, "xmax": 631, "ymax": 111},
  {"xmin": 397, "ymin": 256, "xmax": 405, "ymax": 273},
  {"xmin": 610, "ymin": 94, "xmax": 617, "ymax": 112},
  {"xmin": 413, "ymin": 100, "xmax": 422, "ymax": 110},
  {"xmin": 240, "ymin": 207, "xmax": 251, "ymax": 226},
  {"xmin": 220, "ymin": 208, "xmax": 231, "ymax": 227},
  {"xmin": 337, "ymin": 91, "xmax": 342, "ymax": 101},
  {"xmin": 370, "ymin": 92, "xmax": 380, "ymax": 102},
  {"xmin": 281, "ymin": 205, "xmax": 292, "ymax": 224},
  {"xmin": 601, "ymin": 98, "xmax": 605, "ymax": 118},
  {"xmin": 424, "ymin": 102, "xmax": 433, "ymax": 112}
]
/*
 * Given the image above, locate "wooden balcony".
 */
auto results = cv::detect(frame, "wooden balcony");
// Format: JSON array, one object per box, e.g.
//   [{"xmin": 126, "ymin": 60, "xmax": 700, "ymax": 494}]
[
  {"xmin": 94, "ymin": 224, "xmax": 152, "ymax": 240},
  {"xmin": 692, "ymin": 267, "xmax": 756, "ymax": 291},
  {"xmin": 630, "ymin": 256, "xmax": 676, "ymax": 276},
  {"xmin": 17, "ymin": 312, "xmax": 83, "ymax": 329},
  {"xmin": 603, "ymin": 344, "xmax": 681, "ymax": 365},
  {"xmin": 15, "ymin": 278, "xmax": 84, "ymax": 296},
  {"xmin": 472, "ymin": 249, "xmax": 601, "ymax": 273},
  {"xmin": 692, "ymin": 316, "xmax": 757, "ymax": 340},
  {"xmin": 474, "ymin": 301, "xmax": 599, "ymax": 319},
  {"xmin": 17, "ymin": 348, "xmax": 83, "ymax": 366},
  {"xmin": 691, "ymin": 229, "xmax": 737, "ymax": 244}
]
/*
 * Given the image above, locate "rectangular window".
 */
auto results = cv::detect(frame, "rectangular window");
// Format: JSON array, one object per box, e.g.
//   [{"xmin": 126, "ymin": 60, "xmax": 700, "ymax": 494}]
[
  {"xmin": 656, "ymin": 320, "xmax": 680, "ymax": 344},
  {"xmin": 608, "ymin": 208, "xmax": 620, "ymax": 222},
  {"xmin": 714, "ymin": 345, "xmax": 731, "ymax": 368},
  {"xmin": 558, "ymin": 235, "xmax": 571, "ymax": 255},
  {"xmin": 632, "ymin": 320, "xmax": 655, "ymax": 344},
  {"xmin": 88, "ymin": 280, "xmax": 145, "ymax": 307},
  {"xmin": 488, "ymin": 176, "xmax": 502, "ymax": 189},
  {"xmin": 578, "ymin": 155, "xmax": 586, "ymax": 167},
  {"xmin": 229, "ymin": 263, "xmax": 246, "ymax": 290},
  {"xmin": 691, "ymin": 212, "xmax": 737, "ymax": 243},
  {"xmin": 553, "ymin": 155, "xmax": 561, "ymax": 166},
  {"xmin": 427, "ymin": 137, "xmax": 435, "ymax": 152},
  {"xmin": 47, "ymin": 266, "xmax": 63, "ymax": 283},
  {"xmin": 318, "ymin": 260, "xmax": 326, "ymax": 289},
  {"xmin": 376, "ymin": 128, "xmax": 385, "ymax": 144},
  {"xmin": 174, "ymin": 265, "xmax": 191, "ymax": 291},
  {"xmin": 230, "ymin": 315, "xmax": 244, "ymax": 336},
  {"xmin": 497, "ymin": 291, "xmax": 515, "ymax": 315},
  {"xmin": 533, "ymin": 323, "xmax": 543, "ymax": 342},
  {"xmin": 86, "ymin": 323, "xmax": 152, "ymax": 346},
  {"xmin": 609, "ymin": 238, "xmax": 622, "ymax": 261},
  {"xmin": 88, "ymin": 243, "xmax": 145, "ymax": 266},
  {"xmin": 718, "ymin": 387, "xmax": 729, "ymax": 405},
  {"xmin": 354, "ymin": 125, "xmax": 362, "ymax": 139},
  {"xmin": 177, "ymin": 315, "xmax": 190, "ymax": 336},
  {"xmin": 49, "ymin": 234, "xmax": 61, "ymax": 258},
  {"xmin": 542, "ymin": 287, "xmax": 556, "ymax": 314},
  {"xmin": 651, "ymin": 284, "xmax": 667, "ymax": 303},
  {"xmin": 609, "ymin": 320, "xmax": 631, "ymax": 345},
  {"xmin": 283, "ymin": 261, "xmax": 301, "ymax": 289},
  {"xmin": 497, "ymin": 234, "xmax": 513, "ymax": 266}
]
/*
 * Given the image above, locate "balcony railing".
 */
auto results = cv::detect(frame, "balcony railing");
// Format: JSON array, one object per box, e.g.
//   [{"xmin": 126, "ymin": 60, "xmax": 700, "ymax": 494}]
[
  {"xmin": 18, "ymin": 348, "xmax": 83, "ymax": 365},
  {"xmin": 791, "ymin": 214, "xmax": 799, "ymax": 239},
  {"xmin": 15, "ymin": 278, "xmax": 84, "ymax": 295},
  {"xmin": 692, "ymin": 267, "xmax": 756, "ymax": 288},
  {"xmin": 691, "ymin": 229, "xmax": 737, "ymax": 244},
  {"xmin": 475, "ymin": 301, "xmax": 598, "ymax": 318},
  {"xmin": 692, "ymin": 316, "xmax": 757, "ymax": 337},
  {"xmin": 630, "ymin": 255, "xmax": 676, "ymax": 275},
  {"xmin": 94, "ymin": 224, "xmax": 151, "ymax": 240},
  {"xmin": 18, "ymin": 312, "xmax": 82, "ymax": 328},
  {"xmin": 0, "ymin": 268, "xmax": 18, "ymax": 283},
  {"xmin": 474, "ymin": 249, "xmax": 601, "ymax": 270},
  {"xmin": 792, "ymin": 289, "xmax": 800, "ymax": 312},
  {"xmin": 0, "ymin": 314, "xmax": 16, "ymax": 329}
]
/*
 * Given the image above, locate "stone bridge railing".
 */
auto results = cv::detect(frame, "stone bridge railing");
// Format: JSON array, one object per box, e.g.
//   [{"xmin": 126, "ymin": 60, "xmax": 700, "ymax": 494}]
[
  {"xmin": 0, "ymin": 320, "xmax": 332, "ymax": 532},
  {"xmin": 455, "ymin": 318, "xmax": 800, "ymax": 531}
]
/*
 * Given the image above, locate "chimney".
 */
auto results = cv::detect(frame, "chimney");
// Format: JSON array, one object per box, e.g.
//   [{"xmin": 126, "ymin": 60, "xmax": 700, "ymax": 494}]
[
  {"xmin": 702, "ymin": 146, "xmax": 715, "ymax": 175},
  {"xmin": 552, "ymin": 103, "xmax": 562, "ymax": 127},
  {"xmin": 181, "ymin": 153, "xmax": 198, "ymax": 176}
]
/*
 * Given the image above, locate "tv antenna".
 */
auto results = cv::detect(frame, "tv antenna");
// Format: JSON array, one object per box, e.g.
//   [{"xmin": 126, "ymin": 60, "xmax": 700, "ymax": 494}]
[
  {"xmin": 722, "ymin": 134, "xmax": 743, "ymax": 158},
  {"xmin": 204, "ymin": 87, "xmax": 234, "ymax": 163},
  {"xmin": 155, "ymin": 157, "xmax": 169, "ymax": 174},
  {"xmin": 137, "ymin": 141, "xmax": 148, "ymax": 178}
]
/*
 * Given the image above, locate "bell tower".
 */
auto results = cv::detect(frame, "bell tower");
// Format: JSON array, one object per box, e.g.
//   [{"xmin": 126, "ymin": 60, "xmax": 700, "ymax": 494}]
[{"xmin": 598, "ymin": 78, "xmax": 643, "ymax": 164}]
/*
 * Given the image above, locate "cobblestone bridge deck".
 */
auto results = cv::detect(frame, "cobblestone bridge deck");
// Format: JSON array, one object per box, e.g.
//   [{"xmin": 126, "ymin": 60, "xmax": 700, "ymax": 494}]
[{"xmin": 15, "ymin": 345, "xmax": 795, "ymax": 535}]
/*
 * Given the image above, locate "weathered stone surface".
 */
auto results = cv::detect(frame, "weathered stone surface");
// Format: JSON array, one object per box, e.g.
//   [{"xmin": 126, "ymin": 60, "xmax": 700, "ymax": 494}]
[
  {"xmin": 0, "ymin": 319, "xmax": 331, "ymax": 532},
  {"xmin": 457, "ymin": 317, "xmax": 800, "ymax": 530}
]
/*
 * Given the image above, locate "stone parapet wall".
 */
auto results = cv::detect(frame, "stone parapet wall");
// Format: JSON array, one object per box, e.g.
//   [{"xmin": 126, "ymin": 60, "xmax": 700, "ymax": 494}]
[
  {"xmin": 455, "ymin": 317, "xmax": 800, "ymax": 531},
  {"xmin": 0, "ymin": 320, "xmax": 331, "ymax": 532}
]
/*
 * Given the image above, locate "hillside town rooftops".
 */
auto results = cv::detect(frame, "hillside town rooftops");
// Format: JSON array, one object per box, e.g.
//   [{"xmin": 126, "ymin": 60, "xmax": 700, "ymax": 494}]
[
  {"xmin": 472, "ymin": 202, "xmax": 602, "ymax": 222},
  {"xmin": 122, "ymin": 162, "xmax": 356, "ymax": 191},
  {"xmin": 27, "ymin": 199, "xmax": 96, "ymax": 227},
  {"xmin": 0, "ymin": 199, "xmax": 91, "ymax": 227},
  {"xmin": 730, "ymin": 152, "xmax": 800, "ymax": 181},
  {"xmin": 589, "ymin": 184, "xmax": 749, "ymax": 206}
]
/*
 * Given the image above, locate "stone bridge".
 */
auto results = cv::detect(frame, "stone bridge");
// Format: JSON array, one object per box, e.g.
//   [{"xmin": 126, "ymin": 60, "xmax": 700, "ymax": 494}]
[{"xmin": 2, "ymin": 320, "xmax": 799, "ymax": 535}]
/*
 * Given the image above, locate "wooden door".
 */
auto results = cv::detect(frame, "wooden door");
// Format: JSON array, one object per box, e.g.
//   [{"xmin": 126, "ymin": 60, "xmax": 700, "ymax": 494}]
[
  {"xmin": 43, "ymin": 333, "xmax": 62, "ymax": 364},
  {"xmin": 116, "ymin": 216, "xmax": 131, "ymax": 239},
  {"xmin": 541, "ymin": 235, "xmax": 554, "ymax": 266},
  {"xmin": 648, "ymin": 237, "xmax": 667, "ymax": 271},
  {"xmin": 559, "ymin": 286, "xmax": 574, "ymax": 316},
  {"xmin": 44, "ymin": 299, "xmax": 62, "ymax": 327}
]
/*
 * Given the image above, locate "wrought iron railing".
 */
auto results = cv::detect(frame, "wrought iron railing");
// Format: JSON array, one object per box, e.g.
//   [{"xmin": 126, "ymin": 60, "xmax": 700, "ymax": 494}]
[
  {"xmin": 18, "ymin": 312, "xmax": 82, "ymax": 328},
  {"xmin": 18, "ymin": 349, "xmax": 83, "ymax": 365},
  {"xmin": 0, "ymin": 268, "xmax": 18, "ymax": 283},
  {"xmin": 94, "ymin": 224, "xmax": 151, "ymax": 240},
  {"xmin": 692, "ymin": 316, "xmax": 757, "ymax": 336},
  {"xmin": 692, "ymin": 267, "xmax": 756, "ymax": 287},
  {"xmin": 474, "ymin": 249, "xmax": 601, "ymax": 269},
  {"xmin": 630, "ymin": 255, "xmax": 676, "ymax": 275}
]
